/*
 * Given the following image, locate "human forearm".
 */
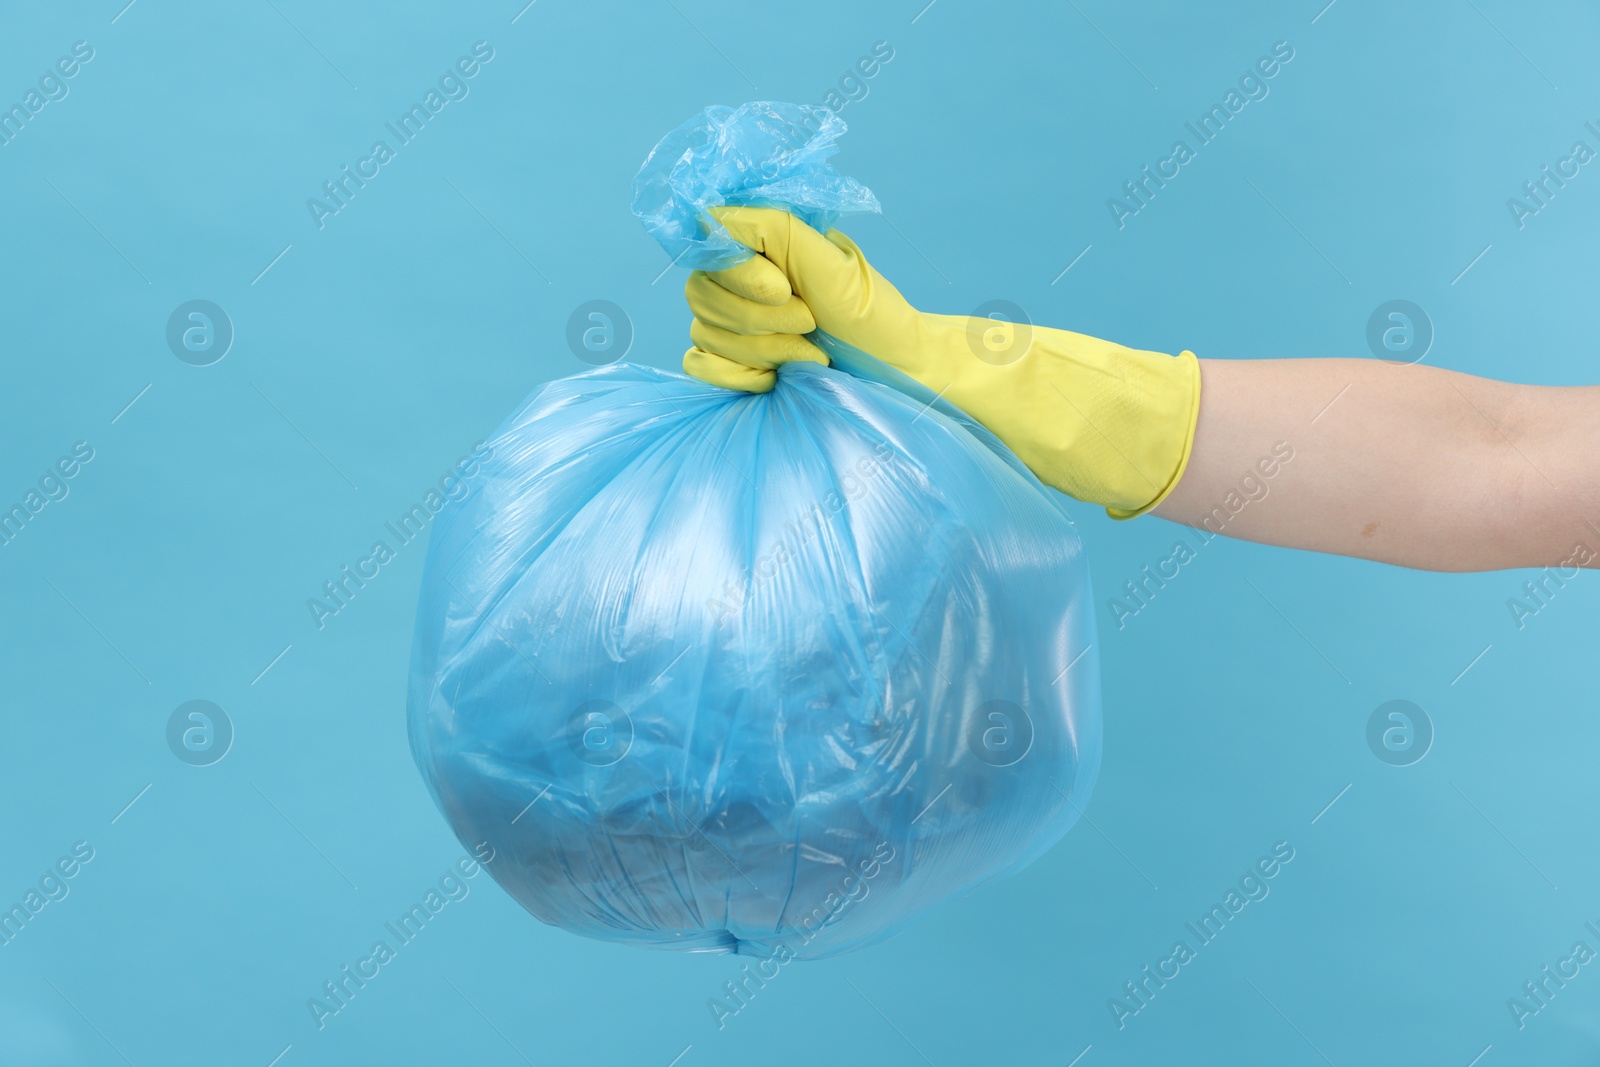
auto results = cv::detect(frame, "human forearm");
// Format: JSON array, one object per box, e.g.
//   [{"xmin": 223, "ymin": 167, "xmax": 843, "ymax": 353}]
[{"xmin": 1153, "ymin": 357, "xmax": 1600, "ymax": 571}]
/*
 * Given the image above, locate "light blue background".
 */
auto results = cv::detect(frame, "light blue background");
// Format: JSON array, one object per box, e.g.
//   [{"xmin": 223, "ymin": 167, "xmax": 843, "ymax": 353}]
[{"xmin": 3, "ymin": 0, "xmax": 1598, "ymax": 1064}]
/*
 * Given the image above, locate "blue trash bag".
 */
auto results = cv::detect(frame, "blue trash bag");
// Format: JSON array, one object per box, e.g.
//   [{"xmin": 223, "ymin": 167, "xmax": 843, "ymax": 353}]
[{"xmin": 405, "ymin": 104, "xmax": 1101, "ymax": 960}]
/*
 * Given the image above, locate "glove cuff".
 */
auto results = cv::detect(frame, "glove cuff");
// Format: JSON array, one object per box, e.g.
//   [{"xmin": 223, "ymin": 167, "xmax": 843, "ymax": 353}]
[{"xmin": 1105, "ymin": 349, "xmax": 1201, "ymax": 520}]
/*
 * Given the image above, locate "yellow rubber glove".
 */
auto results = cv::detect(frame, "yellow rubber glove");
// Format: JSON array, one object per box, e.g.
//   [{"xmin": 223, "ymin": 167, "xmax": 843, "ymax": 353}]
[{"xmin": 682, "ymin": 206, "xmax": 1201, "ymax": 518}]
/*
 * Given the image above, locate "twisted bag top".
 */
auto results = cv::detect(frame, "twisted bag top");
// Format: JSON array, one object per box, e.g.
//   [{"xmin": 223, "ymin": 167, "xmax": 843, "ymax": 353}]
[{"xmin": 406, "ymin": 102, "xmax": 1102, "ymax": 959}]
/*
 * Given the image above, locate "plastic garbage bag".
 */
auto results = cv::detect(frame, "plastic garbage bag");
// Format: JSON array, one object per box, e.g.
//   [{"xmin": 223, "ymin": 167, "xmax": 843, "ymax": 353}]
[{"xmin": 406, "ymin": 103, "xmax": 1101, "ymax": 959}]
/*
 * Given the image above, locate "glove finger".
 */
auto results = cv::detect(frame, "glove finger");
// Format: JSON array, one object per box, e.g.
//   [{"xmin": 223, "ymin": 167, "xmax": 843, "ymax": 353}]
[
  {"xmin": 705, "ymin": 253, "xmax": 792, "ymax": 306},
  {"xmin": 686, "ymin": 271, "xmax": 817, "ymax": 335},
  {"xmin": 690, "ymin": 318, "xmax": 830, "ymax": 371},
  {"xmin": 682, "ymin": 345, "xmax": 776, "ymax": 393},
  {"xmin": 707, "ymin": 206, "xmax": 858, "ymax": 306}
]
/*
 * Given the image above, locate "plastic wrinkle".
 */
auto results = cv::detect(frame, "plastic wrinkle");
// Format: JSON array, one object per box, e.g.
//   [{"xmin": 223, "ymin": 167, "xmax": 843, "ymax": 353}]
[{"xmin": 632, "ymin": 102, "xmax": 880, "ymax": 272}]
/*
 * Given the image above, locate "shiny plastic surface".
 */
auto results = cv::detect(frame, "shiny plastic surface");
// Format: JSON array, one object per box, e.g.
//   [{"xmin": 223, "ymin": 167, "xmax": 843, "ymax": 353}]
[
  {"xmin": 407, "ymin": 362, "xmax": 1101, "ymax": 958},
  {"xmin": 631, "ymin": 101, "xmax": 880, "ymax": 271}
]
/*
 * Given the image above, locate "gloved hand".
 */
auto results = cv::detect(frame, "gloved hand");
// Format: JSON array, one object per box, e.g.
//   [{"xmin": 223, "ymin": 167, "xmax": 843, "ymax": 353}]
[{"xmin": 682, "ymin": 206, "xmax": 1201, "ymax": 519}]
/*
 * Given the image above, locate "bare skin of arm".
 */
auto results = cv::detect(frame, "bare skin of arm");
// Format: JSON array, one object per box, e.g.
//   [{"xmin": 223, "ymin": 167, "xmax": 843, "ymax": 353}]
[{"xmin": 1152, "ymin": 358, "xmax": 1600, "ymax": 572}]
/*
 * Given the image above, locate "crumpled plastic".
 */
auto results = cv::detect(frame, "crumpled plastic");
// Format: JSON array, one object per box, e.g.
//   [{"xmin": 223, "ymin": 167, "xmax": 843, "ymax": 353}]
[{"xmin": 631, "ymin": 101, "xmax": 880, "ymax": 271}]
